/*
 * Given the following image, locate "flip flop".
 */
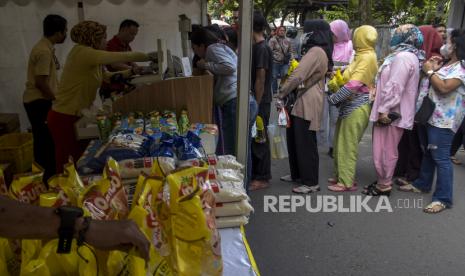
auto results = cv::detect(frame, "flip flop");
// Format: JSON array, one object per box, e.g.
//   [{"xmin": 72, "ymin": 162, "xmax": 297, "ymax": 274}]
[
  {"xmin": 451, "ymin": 156, "xmax": 462, "ymax": 165},
  {"xmin": 423, "ymin": 201, "xmax": 447, "ymax": 214},
  {"xmin": 328, "ymin": 183, "xmax": 357, "ymax": 192}
]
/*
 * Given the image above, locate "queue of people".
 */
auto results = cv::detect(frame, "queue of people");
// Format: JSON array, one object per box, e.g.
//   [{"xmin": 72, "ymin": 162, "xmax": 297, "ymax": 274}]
[{"xmin": 275, "ymin": 19, "xmax": 465, "ymax": 214}]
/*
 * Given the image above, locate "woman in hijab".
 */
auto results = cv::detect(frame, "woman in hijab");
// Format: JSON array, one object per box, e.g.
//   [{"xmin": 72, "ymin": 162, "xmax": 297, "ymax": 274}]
[
  {"xmin": 48, "ymin": 21, "xmax": 155, "ymax": 173},
  {"xmin": 400, "ymin": 29, "xmax": 465, "ymax": 213},
  {"xmin": 327, "ymin": 25, "xmax": 378, "ymax": 192},
  {"xmin": 277, "ymin": 20, "xmax": 333, "ymax": 194},
  {"xmin": 395, "ymin": 25, "xmax": 442, "ymax": 185},
  {"xmin": 364, "ymin": 24, "xmax": 424, "ymax": 196},
  {"xmin": 330, "ymin": 19, "xmax": 353, "ymax": 63},
  {"xmin": 320, "ymin": 19, "xmax": 354, "ymax": 158}
]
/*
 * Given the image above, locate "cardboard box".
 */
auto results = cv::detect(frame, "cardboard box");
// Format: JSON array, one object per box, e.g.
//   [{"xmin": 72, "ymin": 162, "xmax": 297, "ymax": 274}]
[
  {"xmin": 75, "ymin": 117, "xmax": 99, "ymax": 140},
  {"xmin": 112, "ymin": 73, "xmax": 214, "ymax": 124},
  {"xmin": 0, "ymin": 113, "xmax": 20, "ymax": 135}
]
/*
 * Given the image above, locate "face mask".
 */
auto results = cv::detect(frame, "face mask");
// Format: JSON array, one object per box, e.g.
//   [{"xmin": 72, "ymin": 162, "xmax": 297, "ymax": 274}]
[{"xmin": 440, "ymin": 43, "xmax": 453, "ymax": 59}]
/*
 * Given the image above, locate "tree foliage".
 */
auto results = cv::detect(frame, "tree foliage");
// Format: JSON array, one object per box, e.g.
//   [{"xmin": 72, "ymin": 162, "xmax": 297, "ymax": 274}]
[
  {"xmin": 207, "ymin": 0, "xmax": 290, "ymax": 25},
  {"xmin": 318, "ymin": 0, "xmax": 450, "ymax": 27}
]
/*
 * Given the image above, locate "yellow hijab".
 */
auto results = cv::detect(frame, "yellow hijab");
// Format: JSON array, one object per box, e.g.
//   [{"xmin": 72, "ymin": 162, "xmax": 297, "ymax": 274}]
[{"xmin": 343, "ymin": 25, "xmax": 378, "ymax": 87}]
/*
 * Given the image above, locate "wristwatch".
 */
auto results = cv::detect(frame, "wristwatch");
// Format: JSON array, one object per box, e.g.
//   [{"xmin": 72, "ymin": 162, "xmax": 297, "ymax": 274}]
[{"xmin": 55, "ymin": 206, "xmax": 84, "ymax": 253}]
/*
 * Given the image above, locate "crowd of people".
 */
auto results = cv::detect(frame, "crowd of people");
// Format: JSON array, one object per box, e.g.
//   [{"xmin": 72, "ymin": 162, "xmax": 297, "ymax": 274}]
[
  {"xmin": 189, "ymin": 14, "xmax": 465, "ymax": 215},
  {"xmin": 4, "ymin": 10, "xmax": 465, "ymax": 254},
  {"xmin": 275, "ymin": 19, "xmax": 465, "ymax": 214}
]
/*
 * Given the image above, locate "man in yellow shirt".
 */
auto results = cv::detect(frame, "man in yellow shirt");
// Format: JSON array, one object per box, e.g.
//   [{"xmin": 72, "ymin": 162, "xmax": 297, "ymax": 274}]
[{"xmin": 23, "ymin": 14, "xmax": 67, "ymax": 182}]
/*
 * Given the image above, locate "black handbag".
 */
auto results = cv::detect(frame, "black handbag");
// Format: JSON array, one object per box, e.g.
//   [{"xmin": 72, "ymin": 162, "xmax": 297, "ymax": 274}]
[{"xmin": 414, "ymin": 94, "xmax": 436, "ymax": 125}]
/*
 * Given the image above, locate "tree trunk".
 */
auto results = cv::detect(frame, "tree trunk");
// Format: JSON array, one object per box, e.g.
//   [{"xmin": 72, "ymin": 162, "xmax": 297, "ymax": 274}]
[
  {"xmin": 359, "ymin": 0, "xmax": 372, "ymax": 25},
  {"xmin": 281, "ymin": 9, "xmax": 290, "ymax": 26}
]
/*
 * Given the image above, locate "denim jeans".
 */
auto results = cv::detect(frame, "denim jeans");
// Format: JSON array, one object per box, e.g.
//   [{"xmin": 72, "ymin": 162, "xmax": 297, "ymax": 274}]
[
  {"xmin": 413, "ymin": 124, "xmax": 454, "ymax": 207},
  {"xmin": 272, "ymin": 62, "xmax": 289, "ymax": 94},
  {"xmin": 220, "ymin": 96, "xmax": 258, "ymax": 189}
]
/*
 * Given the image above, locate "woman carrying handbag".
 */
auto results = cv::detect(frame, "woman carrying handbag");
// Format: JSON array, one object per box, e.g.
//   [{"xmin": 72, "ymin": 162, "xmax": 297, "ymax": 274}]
[{"xmin": 400, "ymin": 29, "xmax": 465, "ymax": 214}]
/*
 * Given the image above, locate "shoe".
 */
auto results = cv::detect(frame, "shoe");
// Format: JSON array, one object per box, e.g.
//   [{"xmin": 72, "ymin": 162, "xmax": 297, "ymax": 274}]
[
  {"xmin": 280, "ymin": 175, "xmax": 300, "ymax": 182},
  {"xmin": 292, "ymin": 185, "xmax": 320, "ymax": 194},
  {"xmin": 249, "ymin": 180, "xmax": 270, "ymax": 191}
]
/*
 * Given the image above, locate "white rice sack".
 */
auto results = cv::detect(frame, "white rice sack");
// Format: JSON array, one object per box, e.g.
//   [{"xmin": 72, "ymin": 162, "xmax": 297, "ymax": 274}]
[
  {"xmin": 216, "ymin": 215, "xmax": 249, "ymax": 229},
  {"xmin": 118, "ymin": 158, "xmax": 156, "ymax": 179},
  {"xmin": 215, "ymin": 200, "xmax": 254, "ymax": 217},
  {"xmin": 215, "ymin": 169, "xmax": 244, "ymax": 182},
  {"xmin": 210, "ymin": 180, "xmax": 248, "ymax": 203},
  {"xmin": 208, "ymin": 155, "xmax": 244, "ymax": 170}
]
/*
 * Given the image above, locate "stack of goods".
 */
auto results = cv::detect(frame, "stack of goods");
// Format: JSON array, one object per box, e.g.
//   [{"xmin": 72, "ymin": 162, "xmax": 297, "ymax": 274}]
[
  {"xmin": 0, "ymin": 158, "xmax": 223, "ymax": 275},
  {"xmin": 207, "ymin": 155, "xmax": 254, "ymax": 229},
  {"xmin": 77, "ymin": 110, "xmax": 218, "ymax": 175}
]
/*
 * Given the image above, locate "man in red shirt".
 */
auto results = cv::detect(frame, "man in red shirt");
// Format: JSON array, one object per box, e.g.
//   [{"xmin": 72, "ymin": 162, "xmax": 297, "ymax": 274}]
[{"xmin": 100, "ymin": 19, "xmax": 141, "ymax": 98}]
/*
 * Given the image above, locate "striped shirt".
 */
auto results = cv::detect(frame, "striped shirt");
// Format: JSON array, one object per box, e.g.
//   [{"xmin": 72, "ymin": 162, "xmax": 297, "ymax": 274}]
[{"xmin": 328, "ymin": 84, "xmax": 369, "ymax": 118}]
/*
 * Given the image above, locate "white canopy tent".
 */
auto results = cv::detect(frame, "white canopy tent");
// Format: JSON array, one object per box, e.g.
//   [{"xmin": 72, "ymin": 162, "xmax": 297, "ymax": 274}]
[{"xmin": 0, "ymin": 0, "xmax": 253, "ymax": 173}]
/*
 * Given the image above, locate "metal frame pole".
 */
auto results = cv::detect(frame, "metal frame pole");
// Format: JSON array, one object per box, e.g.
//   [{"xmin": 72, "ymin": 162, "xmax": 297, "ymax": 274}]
[{"xmin": 236, "ymin": 1, "xmax": 253, "ymax": 167}]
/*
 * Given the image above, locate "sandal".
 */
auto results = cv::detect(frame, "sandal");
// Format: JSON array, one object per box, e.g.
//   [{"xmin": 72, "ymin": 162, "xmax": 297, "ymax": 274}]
[
  {"xmin": 329, "ymin": 178, "xmax": 358, "ymax": 186},
  {"xmin": 398, "ymin": 184, "xmax": 422, "ymax": 193},
  {"xmin": 363, "ymin": 181, "xmax": 377, "ymax": 190},
  {"xmin": 362, "ymin": 185, "xmax": 391, "ymax": 196},
  {"xmin": 423, "ymin": 201, "xmax": 447, "ymax": 214},
  {"xmin": 292, "ymin": 185, "xmax": 320, "ymax": 194},
  {"xmin": 328, "ymin": 183, "xmax": 357, "ymax": 192},
  {"xmin": 451, "ymin": 156, "xmax": 462, "ymax": 165},
  {"xmin": 249, "ymin": 181, "xmax": 270, "ymax": 191},
  {"xmin": 395, "ymin": 178, "xmax": 411, "ymax": 186}
]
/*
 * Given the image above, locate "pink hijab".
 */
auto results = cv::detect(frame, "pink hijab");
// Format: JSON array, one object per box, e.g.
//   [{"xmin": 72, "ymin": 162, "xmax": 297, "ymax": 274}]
[{"xmin": 330, "ymin": 20, "xmax": 353, "ymax": 63}]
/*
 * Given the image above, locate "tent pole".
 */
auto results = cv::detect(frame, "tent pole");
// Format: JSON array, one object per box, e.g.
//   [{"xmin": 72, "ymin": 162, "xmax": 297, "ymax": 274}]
[
  {"xmin": 236, "ymin": 1, "xmax": 253, "ymax": 172},
  {"xmin": 201, "ymin": 0, "xmax": 208, "ymax": 26}
]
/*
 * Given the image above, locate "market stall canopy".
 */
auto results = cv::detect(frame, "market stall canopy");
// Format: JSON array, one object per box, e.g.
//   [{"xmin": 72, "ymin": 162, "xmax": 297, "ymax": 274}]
[
  {"xmin": 0, "ymin": 0, "xmax": 202, "ymax": 130},
  {"xmin": 211, "ymin": 19, "xmax": 230, "ymax": 26}
]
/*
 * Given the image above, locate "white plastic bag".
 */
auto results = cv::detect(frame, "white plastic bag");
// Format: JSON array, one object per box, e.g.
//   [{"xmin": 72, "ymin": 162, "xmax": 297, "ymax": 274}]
[
  {"xmin": 267, "ymin": 124, "xmax": 288, "ymax": 159},
  {"xmin": 277, "ymin": 107, "xmax": 290, "ymax": 128}
]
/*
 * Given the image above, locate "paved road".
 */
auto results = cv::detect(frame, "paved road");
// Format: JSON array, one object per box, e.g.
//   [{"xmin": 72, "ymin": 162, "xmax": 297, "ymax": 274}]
[{"xmin": 245, "ymin": 130, "xmax": 465, "ymax": 276}]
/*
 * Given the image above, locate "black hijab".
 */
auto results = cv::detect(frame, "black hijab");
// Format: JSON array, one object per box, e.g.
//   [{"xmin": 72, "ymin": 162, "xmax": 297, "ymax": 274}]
[{"xmin": 301, "ymin": 19, "xmax": 334, "ymax": 69}]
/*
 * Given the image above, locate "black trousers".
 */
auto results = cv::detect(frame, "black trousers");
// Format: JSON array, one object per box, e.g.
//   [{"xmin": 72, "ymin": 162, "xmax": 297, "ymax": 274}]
[
  {"xmin": 252, "ymin": 102, "xmax": 272, "ymax": 181},
  {"xmin": 451, "ymin": 118, "xmax": 465, "ymax": 156},
  {"xmin": 286, "ymin": 115, "xmax": 319, "ymax": 186},
  {"xmin": 24, "ymin": 99, "xmax": 56, "ymax": 183},
  {"xmin": 394, "ymin": 123, "xmax": 423, "ymax": 181}
]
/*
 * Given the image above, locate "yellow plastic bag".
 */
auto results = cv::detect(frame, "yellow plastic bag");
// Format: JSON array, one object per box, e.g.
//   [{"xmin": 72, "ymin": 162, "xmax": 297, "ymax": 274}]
[
  {"xmin": 328, "ymin": 69, "xmax": 345, "ymax": 93},
  {"xmin": 79, "ymin": 158, "xmax": 128, "ymax": 220},
  {"xmin": 108, "ymin": 175, "xmax": 172, "ymax": 275},
  {"xmin": 166, "ymin": 167, "xmax": 222, "ymax": 276},
  {"xmin": 20, "ymin": 239, "xmax": 98, "ymax": 276},
  {"xmin": 0, "ymin": 238, "xmax": 19, "ymax": 276},
  {"xmin": 9, "ymin": 171, "xmax": 47, "ymax": 205},
  {"xmin": 0, "ymin": 166, "xmax": 8, "ymax": 196}
]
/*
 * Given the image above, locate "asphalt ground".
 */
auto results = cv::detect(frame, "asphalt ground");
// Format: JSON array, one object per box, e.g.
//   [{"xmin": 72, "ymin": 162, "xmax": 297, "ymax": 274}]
[{"xmin": 245, "ymin": 128, "xmax": 465, "ymax": 276}]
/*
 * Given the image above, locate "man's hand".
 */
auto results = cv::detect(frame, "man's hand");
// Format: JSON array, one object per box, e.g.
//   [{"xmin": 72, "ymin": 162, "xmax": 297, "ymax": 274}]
[
  {"xmin": 196, "ymin": 59, "xmax": 207, "ymax": 69},
  {"xmin": 84, "ymin": 219, "xmax": 150, "ymax": 262}
]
